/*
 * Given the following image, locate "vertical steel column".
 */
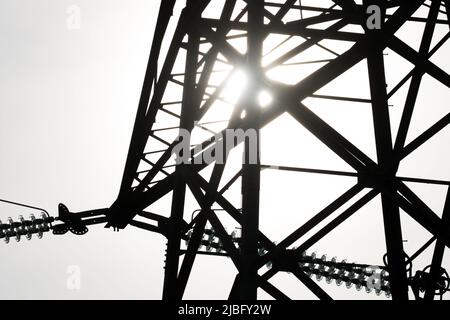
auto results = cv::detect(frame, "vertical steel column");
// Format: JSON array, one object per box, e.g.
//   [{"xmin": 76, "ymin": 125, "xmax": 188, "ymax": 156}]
[
  {"xmin": 162, "ymin": 6, "xmax": 200, "ymax": 300},
  {"xmin": 365, "ymin": 0, "xmax": 409, "ymax": 300},
  {"xmin": 239, "ymin": 0, "xmax": 264, "ymax": 300}
]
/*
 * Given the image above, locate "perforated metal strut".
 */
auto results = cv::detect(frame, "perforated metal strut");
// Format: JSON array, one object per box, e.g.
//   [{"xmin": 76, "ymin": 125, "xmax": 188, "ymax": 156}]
[{"xmin": 0, "ymin": 203, "xmax": 109, "ymax": 243}]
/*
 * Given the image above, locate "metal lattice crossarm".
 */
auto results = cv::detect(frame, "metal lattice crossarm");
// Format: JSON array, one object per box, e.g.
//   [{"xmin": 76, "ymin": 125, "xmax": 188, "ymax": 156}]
[
  {"xmin": 0, "ymin": 201, "xmax": 172, "ymax": 244},
  {"xmin": 0, "ymin": 202, "xmax": 109, "ymax": 243}
]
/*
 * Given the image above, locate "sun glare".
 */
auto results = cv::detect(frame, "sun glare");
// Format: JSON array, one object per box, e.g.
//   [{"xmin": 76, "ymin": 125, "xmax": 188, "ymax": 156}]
[{"xmin": 258, "ymin": 90, "xmax": 273, "ymax": 108}]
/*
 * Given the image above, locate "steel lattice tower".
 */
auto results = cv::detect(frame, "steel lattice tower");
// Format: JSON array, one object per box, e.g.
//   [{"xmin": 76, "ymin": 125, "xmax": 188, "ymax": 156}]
[{"xmin": 2, "ymin": 0, "xmax": 450, "ymax": 300}]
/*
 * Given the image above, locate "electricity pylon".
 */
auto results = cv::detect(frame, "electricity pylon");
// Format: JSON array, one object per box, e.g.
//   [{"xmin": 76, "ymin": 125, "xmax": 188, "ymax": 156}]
[{"xmin": 2, "ymin": 0, "xmax": 450, "ymax": 300}]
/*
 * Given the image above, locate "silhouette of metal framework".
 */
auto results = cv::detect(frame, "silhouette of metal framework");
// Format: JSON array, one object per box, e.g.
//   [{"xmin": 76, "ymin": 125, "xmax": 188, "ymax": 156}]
[{"xmin": 2, "ymin": 0, "xmax": 450, "ymax": 300}]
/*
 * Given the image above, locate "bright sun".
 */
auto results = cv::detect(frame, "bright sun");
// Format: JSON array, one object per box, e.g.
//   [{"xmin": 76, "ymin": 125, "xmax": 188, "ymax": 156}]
[{"xmin": 221, "ymin": 68, "xmax": 273, "ymax": 110}]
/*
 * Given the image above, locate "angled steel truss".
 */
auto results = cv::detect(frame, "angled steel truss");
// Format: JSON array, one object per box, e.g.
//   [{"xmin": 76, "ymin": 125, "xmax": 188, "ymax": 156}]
[{"xmin": 16, "ymin": 0, "xmax": 447, "ymax": 300}]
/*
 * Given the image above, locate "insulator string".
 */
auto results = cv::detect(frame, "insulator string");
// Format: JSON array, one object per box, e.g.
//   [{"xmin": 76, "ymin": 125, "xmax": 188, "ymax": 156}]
[{"xmin": 0, "ymin": 198, "xmax": 54, "ymax": 243}]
